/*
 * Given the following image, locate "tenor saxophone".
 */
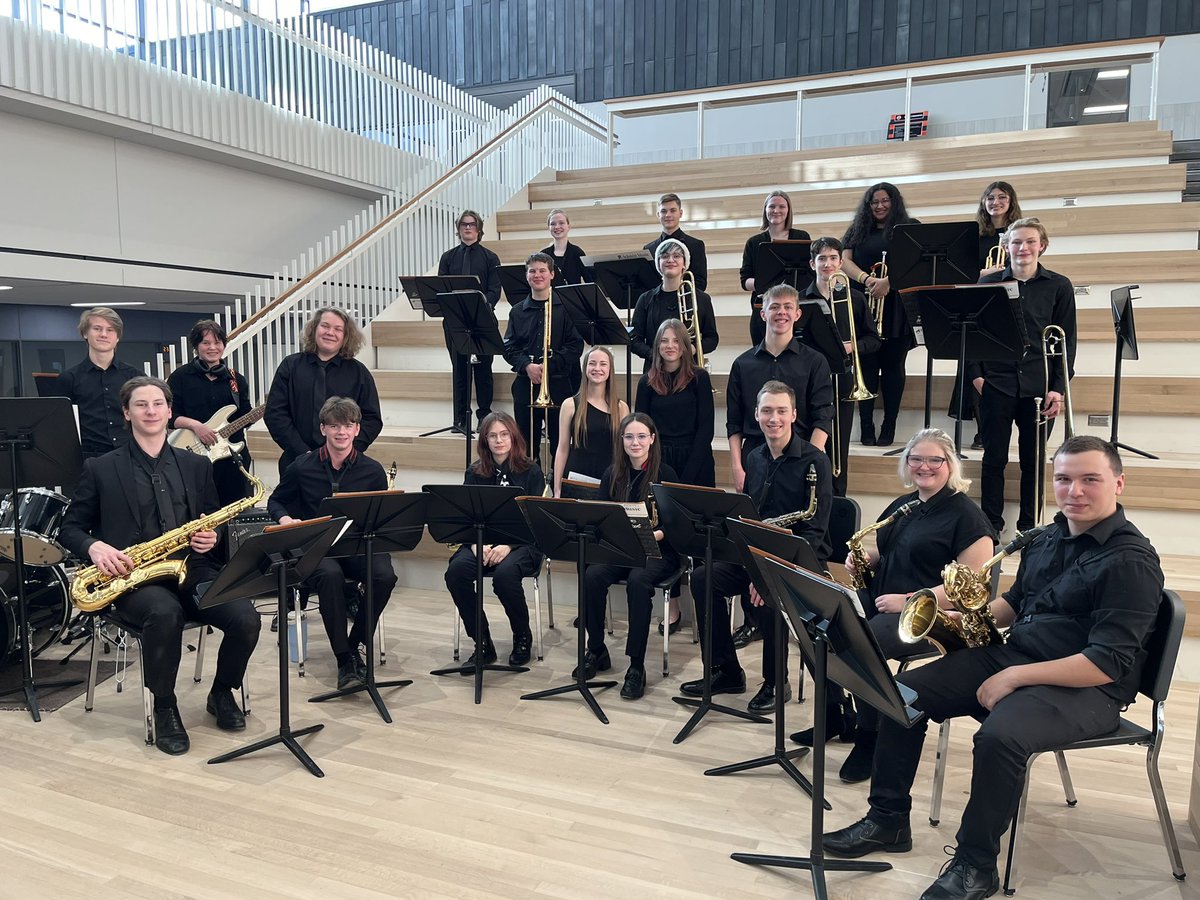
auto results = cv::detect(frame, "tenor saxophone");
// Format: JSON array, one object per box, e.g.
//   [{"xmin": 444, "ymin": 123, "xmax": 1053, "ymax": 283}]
[{"xmin": 71, "ymin": 464, "xmax": 266, "ymax": 613}]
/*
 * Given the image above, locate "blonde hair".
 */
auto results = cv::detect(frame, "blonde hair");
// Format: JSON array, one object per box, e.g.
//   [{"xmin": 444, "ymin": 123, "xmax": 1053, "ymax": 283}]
[
  {"xmin": 546, "ymin": 208, "xmax": 570, "ymax": 227},
  {"xmin": 1005, "ymin": 217, "xmax": 1049, "ymax": 252},
  {"xmin": 572, "ymin": 346, "xmax": 622, "ymax": 450},
  {"xmin": 897, "ymin": 428, "xmax": 971, "ymax": 493},
  {"xmin": 78, "ymin": 306, "xmax": 124, "ymax": 339}
]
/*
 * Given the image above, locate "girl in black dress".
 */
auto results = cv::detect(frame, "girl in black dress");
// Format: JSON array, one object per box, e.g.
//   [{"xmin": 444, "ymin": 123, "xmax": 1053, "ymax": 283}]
[
  {"xmin": 553, "ymin": 346, "xmax": 628, "ymax": 496},
  {"xmin": 580, "ymin": 412, "xmax": 680, "ymax": 699},
  {"xmin": 443, "ymin": 411, "xmax": 546, "ymax": 667},
  {"xmin": 740, "ymin": 189, "xmax": 812, "ymax": 346},
  {"xmin": 542, "ymin": 208, "xmax": 591, "ymax": 286},
  {"xmin": 840, "ymin": 183, "xmax": 919, "ymax": 447}
]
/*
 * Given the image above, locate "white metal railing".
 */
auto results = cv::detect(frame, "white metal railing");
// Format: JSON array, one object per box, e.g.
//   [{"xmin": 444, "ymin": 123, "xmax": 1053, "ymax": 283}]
[{"xmin": 149, "ymin": 87, "xmax": 607, "ymax": 403}]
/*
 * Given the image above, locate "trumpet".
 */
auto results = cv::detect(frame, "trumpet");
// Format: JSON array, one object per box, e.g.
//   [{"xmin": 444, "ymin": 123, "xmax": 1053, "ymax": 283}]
[
  {"xmin": 1034, "ymin": 324, "xmax": 1075, "ymax": 525},
  {"xmin": 679, "ymin": 271, "xmax": 706, "ymax": 370},
  {"xmin": 867, "ymin": 251, "xmax": 888, "ymax": 332},
  {"xmin": 828, "ymin": 272, "xmax": 875, "ymax": 479},
  {"xmin": 762, "ymin": 464, "xmax": 819, "ymax": 528},
  {"xmin": 986, "ymin": 232, "xmax": 1007, "ymax": 269}
]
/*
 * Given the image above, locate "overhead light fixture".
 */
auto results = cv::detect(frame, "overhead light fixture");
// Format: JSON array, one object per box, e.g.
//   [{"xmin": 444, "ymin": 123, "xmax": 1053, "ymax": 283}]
[
  {"xmin": 1097, "ymin": 68, "xmax": 1130, "ymax": 80},
  {"xmin": 69, "ymin": 301, "xmax": 146, "ymax": 307},
  {"xmin": 1083, "ymin": 104, "xmax": 1128, "ymax": 115}
]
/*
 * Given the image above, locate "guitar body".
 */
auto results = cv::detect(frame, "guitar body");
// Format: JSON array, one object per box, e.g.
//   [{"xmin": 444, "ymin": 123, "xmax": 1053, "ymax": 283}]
[{"xmin": 169, "ymin": 402, "xmax": 265, "ymax": 463}]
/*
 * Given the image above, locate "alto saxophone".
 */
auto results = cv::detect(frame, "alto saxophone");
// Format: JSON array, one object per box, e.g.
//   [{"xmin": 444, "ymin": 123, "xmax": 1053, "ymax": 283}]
[
  {"xmin": 71, "ymin": 464, "xmax": 267, "ymax": 614},
  {"xmin": 762, "ymin": 465, "xmax": 819, "ymax": 528},
  {"xmin": 844, "ymin": 499, "xmax": 920, "ymax": 592}
]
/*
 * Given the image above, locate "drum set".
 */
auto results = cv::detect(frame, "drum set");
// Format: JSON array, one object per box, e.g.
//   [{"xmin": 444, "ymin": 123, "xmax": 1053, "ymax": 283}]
[{"xmin": 0, "ymin": 488, "xmax": 72, "ymax": 669}]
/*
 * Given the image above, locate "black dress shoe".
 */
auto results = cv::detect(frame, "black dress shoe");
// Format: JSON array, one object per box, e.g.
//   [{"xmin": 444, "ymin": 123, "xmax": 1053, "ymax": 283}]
[
  {"xmin": 919, "ymin": 856, "xmax": 999, "ymax": 900},
  {"xmin": 822, "ymin": 817, "xmax": 912, "ymax": 858},
  {"xmin": 337, "ymin": 658, "xmax": 365, "ymax": 690},
  {"xmin": 731, "ymin": 622, "xmax": 761, "ymax": 648},
  {"xmin": 509, "ymin": 630, "xmax": 532, "ymax": 666},
  {"xmin": 206, "ymin": 689, "xmax": 247, "ymax": 731},
  {"xmin": 350, "ymin": 648, "xmax": 368, "ymax": 682},
  {"xmin": 790, "ymin": 702, "xmax": 855, "ymax": 746},
  {"xmin": 462, "ymin": 639, "xmax": 498, "ymax": 674},
  {"xmin": 270, "ymin": 613, "xmax": 279, "ymax": 633},
  {"xmin": 877, "ymin": 421, "xmax": 897, "ymax": 447},
  {"xmin": 747, "ymin": 681, "xmax": 790, "ymax": 713},
  {"xmin": 153, "ymin": 707, "xmax": 190, "ymax": 756},
  {"xmin": 971, "ymin": 434, "xmax": 985, "ymax": 451},
  {"xmin": 620, "ymin": 665, "xmax": 646, "ymax": 700},
  {"xmin": 571, "ymin": 646, "xmax": 612, "ymax": 679},
  {"xmin": 657, "ymin": 616, "xmax": 682, "ymax": 636},
  {"xmin": 680, "ymin": 666, "xmax": 746, "ymax": 697},
  {"xmin": 839, "ymin": 728, "xmax": 877, "ymax": 783}
]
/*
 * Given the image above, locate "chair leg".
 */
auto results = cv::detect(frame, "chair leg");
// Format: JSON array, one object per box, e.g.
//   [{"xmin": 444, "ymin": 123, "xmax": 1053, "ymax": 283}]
[
  {"xmin": 85, "ymin": 618, "xmax": 100, "ymax": 712},
  {"xmin": 137, "ymin": 636, "xmax": 154, "ymax": 746},
  {"xmin": 377, "ymin": 610, "xmax": 387, "ymax": 666},
  {"xmin": 193, "ymin": 625, "xmax": 208, "ymax": 683},
  {"xmin": 1145, "ymin": 727, "xmax": 1188, "ymax": 880},
  {"xmin": 688, "ymin": 588, "xmax": 699, "ymax": 644},
  {"xmin": 452, "ymin": 609, "xmax": 461, "ymax": 661},
  {"xmin": 1002, "ymin": 753, "xmax": 1039, "ymax": 895},
  {"xmin": 292, "ymin": 590, "xmax": 307, "ymax": 678},
  {"xmin": 796, "ymin": 664, "xmax": 805, "ymax": 704},
  {"xmin": 240, "ymin": 683, "xmax": 250, "ymax": 715},
  {"xmin": 606, "ymin": 594, "xmax": 614, "ymax": 636},
  {"xmin": 544, "ymin": 559, "xmax": 555, "ymax": 628},
  {"xmin": 115, "ymin": 629, "xmax": 129, "ymax": 694},
  {"xmin": 661, "ymin": 587, "xmax": 670, "ymax": 677},
  {"xmin": 1054, "ymin": 750, "xmax": 1077, "ymax": 806},
  {"xmin": 929, "ymin": 720, "xmax": 952, "ymax": 826},
  {"xmin": 532, "ymin": 576, "xmax": 544, "ymax": 661}
]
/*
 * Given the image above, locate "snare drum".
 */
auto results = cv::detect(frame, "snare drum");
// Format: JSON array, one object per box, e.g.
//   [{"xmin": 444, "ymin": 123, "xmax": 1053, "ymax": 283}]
[
  {"xmin": 0, "ymin": 488, "xmax": 70, "ymax": 566},
  {"xmin": 0, "ymin": 562, "xmax": 70, "ymax": 667}
]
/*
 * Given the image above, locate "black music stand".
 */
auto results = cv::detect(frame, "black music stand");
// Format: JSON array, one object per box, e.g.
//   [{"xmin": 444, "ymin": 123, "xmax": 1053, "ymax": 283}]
[
  {"xmin": 498, "ymin": 264, "xmax": 532, "ymax": 306},
  {"xmin": 308, "ymin": 491, "xmax": 428, "ymax": 722},
  {"xmin": 0, "ymin": 398, "xmax": 82, "ymax": 721},
  {"xmin": 730, "ymin": 553, "xmax": 923, "ymax": 899},
  {"xmin": 204, "ymin": 516, "xmax": 349, "ymax": 777},
  {"xmin": 586, "ymin": 251, "xmax": 658, "ymax": 406},
  {"xmin": 883, "ymin": 222, "xmax": 979, "ymax": 456},
  {"xmin": 1110, "ymin": 286, "xmax": 1156, "ymax": 459},
  {"xmin": 704, "ymin": 518, "xmax": 827, "ymax": 804},
  {"xmin": 426, "ymin": 483, "xmax": 534, "ymax": 703},
  {"xmin": 516, "ymin": 497, "xmax": 647, "ymax": 724},
  {"xmin": 652, "ymin": 483, "xmax": 770, "ymax": 743},
  {"xmin": 554, "ymin": 283, "xmax": 630, "ymax": 350},
  {"xmin": 902, "ymin": 282, "xmax": 1026, "ymax": 456},
  {"xmin": 754, "ymin": 240, "xmax": 815, "ymax": 295}
]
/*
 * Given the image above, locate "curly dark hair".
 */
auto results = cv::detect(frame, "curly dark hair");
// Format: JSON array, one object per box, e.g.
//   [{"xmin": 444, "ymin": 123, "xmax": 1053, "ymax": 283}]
[{"xmin": 842, "ymin": 182, "xmax": 912, "ymax": 248}]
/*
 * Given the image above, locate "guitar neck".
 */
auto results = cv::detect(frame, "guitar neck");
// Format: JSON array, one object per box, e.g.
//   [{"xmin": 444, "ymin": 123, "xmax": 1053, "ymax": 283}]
[{"xmin": 218, "ymin": 403, "xmax": 267, "ymax": 439}]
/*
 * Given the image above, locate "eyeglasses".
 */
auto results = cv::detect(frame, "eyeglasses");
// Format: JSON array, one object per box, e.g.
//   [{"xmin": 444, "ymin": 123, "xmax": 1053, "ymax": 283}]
[
  {"xmin": 659, "ymin": 249, "xmax": 685, "ymax": 260},
  {"xmin": 906, "ymin": 455, "xmax": 947, "ymax": 469},
  {"xmin": 622, "ymin": 432, "xmax": 653, "ymax": 443},
  {"xmin": 459, "ymin": 221, "xmax": 479, "ymax": 229},
  {"xmin": 485, "ymin": 431, "xmax": 510, "ymax": 442},
  {"xmin": 870, "ymin": 199, "xmax": 891, "ymax": 207}
]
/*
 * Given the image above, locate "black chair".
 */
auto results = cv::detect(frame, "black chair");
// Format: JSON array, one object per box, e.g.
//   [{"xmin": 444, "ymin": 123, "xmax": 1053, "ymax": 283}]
[
  {"xmin": 928, "ymin": 590, "xmax": 1187, "ymax": 894},
  {"xmin": 827, "ymin": 495, "xmax": 862, "ymax": 567}
]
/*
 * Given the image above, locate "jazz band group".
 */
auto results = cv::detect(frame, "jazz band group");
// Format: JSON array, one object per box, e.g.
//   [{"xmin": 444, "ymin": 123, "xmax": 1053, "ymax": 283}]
[{"xmin": 46, "ymin": 181, "xmax": 1164, "ymax": 900}]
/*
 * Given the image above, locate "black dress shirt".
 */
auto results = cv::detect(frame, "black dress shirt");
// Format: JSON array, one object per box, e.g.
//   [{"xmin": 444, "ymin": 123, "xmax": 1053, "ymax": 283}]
[
  {"xmin": 541, "ymin": 242, "xmax": 592, "ymax": 286},
  {"xmin": 629, "ymin": 284, "xmax": 719, "ymax": 366},
  {"xmin": 1001, "ymin": 506, "xmax": 1163, "ymax": 702},
  {"xmin": 873, "ymin": 487, "xmax": 995, "ymax": 597},
  {"xmin": 744, "ymin": 438, "xmax": 833, "ymax": 565},
  {"xmin": 598, "ymin": 462, "xmax": 680, "ymax": 505},
  {"xmin": 128, "ymin": 440, "xmax": 188, "ymax": 536},
  {"xmin": 51, "ymin": 355, "xmax": 141, "ymax": 456},
  {"xmin": 265, "ymin": 352, "xmax": 383, "ymax": 461},
  {"xmin": 502, "ymin": 297, "xmax": 584, "ymax": 384},
  {"xmin": 167, "ymin": 361, "xmax": 253, "ymax": 447},
  {"xmin": 634, "ymin": 369, "xmax": 714, "ymax": 484},
  {"xmin": 268, "ymin": 447, "xmax": 386, "ymax": 522},
  {"xmin": 726, "ymin": 340, "xmax": 834, "ymax": 442},
  {"xmin": 438, "ymin": 241, "xmax": 502, "ymax": 308},
  {"xmin": 739, "ymin": 228, "xmax": 812, "ymax": 290},
  {"xmin": 972, "ymin": 264, "xmax": 1077, "ymax": 398},
  {"xmin": 644, "ymin": 227, "xmax": 708, "ymax": 292},
  {"xmin": 465, "ymin": 459, "xmax": 546, "ymax": 496}
]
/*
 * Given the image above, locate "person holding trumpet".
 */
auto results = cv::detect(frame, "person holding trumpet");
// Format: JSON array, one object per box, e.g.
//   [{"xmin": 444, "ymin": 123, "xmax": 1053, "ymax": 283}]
[
  {"xmin": 971, "ymin": 218, "xmax": 1077, "ymax": 535},
  {"xmin": 629, "ymin": 239, "xmax": 719, "ymax": 372},
  {"xmin": 802, "ymin": 237, "xmax": 881, "ymax": 497}
]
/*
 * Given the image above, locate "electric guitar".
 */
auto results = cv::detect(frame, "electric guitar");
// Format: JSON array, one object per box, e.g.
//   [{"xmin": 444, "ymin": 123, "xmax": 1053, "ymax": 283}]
[{"xmin": 168, "ymin": 402, "xmax": 267, "ymax": 463}]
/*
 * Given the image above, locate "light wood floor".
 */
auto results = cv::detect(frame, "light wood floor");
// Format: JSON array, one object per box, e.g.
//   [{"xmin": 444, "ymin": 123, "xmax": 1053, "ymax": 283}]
[{"xmin": 4, "ymin": 587, "xmax": 1198, "ymax": 900}]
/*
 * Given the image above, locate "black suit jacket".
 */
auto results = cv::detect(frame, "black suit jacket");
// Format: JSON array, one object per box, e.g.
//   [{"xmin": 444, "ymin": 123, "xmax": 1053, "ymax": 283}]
[{"xmin": 59, "ymin": 443, "xmax": 221, "ymax": 561}]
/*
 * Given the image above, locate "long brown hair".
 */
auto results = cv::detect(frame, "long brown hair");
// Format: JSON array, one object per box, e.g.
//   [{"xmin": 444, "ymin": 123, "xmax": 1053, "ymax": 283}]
[
  {"xmin": 471, "ymin": 411, "xmax": 533, "ymax": 479},
  {"xmin": 759, "ymin": 189, "xmax": 793, "ymax": 231},
  {"xmin": 645, "ymin": 318, "xmax": 697, "ymax": 395},
  {"xmin": 571, "ymin": 346, "xmax": 623, "ymax": 449},
  {"xmin": 975, "ymin": 180, "xmax": 1023, "ymax": 237},
  {"xmin": 610, "ymin": 412, "xmax": 661, "ymax": 503}
]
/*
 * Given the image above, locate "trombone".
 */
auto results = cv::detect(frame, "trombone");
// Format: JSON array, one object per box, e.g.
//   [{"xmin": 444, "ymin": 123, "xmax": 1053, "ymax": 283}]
[
  {"xmin": 678, "ymin": 271, "xmax": 706, "ymax": 371},
  {"xmin": 531, "ymin": 287, "xmax": 556, "ymax": 494},
  {"xmin": 986, "ymin": 232, "xmax": 1007, "ymax": 269},
  {"xmin": 1034, "ymin": 324, "xmax": 1075, "ymax": 525},
  {"xmin": 867, "ymin": 251, "xmax": 888, "ymax": 332},
  {"xmin": 828, "ymin": 272, "xmax": 875, "ymax": 478}
]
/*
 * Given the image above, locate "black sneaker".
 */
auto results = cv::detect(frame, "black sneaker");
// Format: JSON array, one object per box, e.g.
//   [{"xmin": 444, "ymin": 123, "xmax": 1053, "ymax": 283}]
[
  {"xmin": 337, "ymin": 658, "xmax": 365, "ymax": 690},
  {"xmin": 509, "ymin": 630, "xmax": 533, "ymax": 666}
]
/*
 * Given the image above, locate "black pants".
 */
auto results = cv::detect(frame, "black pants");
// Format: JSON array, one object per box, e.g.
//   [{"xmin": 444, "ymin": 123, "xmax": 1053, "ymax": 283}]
[
  {"xmin": 584, "ymin": 553, "xmax": 679, "ymax": 667},
  {"xmin": 749, "ymin": 296, "xmax": 766, "ymax": 347},
  {"xmin": 512, "ymin": 375, "xmax": 570, "ymax": 470},
  {"xmin": 857, "ymin": 338, "xmax": 909, "ymax": 432},
  {"xmin": 111, "ymin": 574, "xmax": 260, "ymax": 706},
  {"xmin": 864, "ymin": 644, "xmax": 1120, "ymax": 871},
  {"xmin": 444, "ymin": 544, "xmax": 539, "ymax": 641},
  {"xmin": 305, "ymin": 553, "xmax": 397, "ymax": 657},
  {"xmin": 979, "ymin": 384, "xmax": 1047, "ymax": 532},
  {"xmin": 689, "ymin": 561, "xmax": 748, "ymax": 675},
  {"xmin": 444, "ymin": 319, "xmax": 494, "ymax": 425}
]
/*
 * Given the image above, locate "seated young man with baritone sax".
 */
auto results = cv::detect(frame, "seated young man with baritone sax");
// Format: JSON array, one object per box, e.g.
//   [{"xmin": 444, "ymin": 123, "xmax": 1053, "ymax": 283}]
[
  {"xmin": 60, "ymin": 376, "xmax": 262, "ymax": 756},
  {"xmin": 822, "ymin": 435, "xmax": 1163, "ymax": 900}
]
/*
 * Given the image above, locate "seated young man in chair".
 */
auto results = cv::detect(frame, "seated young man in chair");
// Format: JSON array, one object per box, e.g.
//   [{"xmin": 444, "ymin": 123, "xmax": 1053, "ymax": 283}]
[
  {"xmin": 60, "ymin": 376, "xmax": 261, "ymax": 756},
  {"xmin": 268, "ymin": 397, "xmax": 397, "ymax": 691},
  {"xmin": 821, "ymin": 435, "xmax": 1163, "ymax": 899}
]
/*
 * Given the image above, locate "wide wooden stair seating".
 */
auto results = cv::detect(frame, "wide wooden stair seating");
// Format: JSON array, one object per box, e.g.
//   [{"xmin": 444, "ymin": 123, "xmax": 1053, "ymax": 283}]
[{"xmin": 247, "ymin": 120, "xmax": 1200, "ymax": 631}]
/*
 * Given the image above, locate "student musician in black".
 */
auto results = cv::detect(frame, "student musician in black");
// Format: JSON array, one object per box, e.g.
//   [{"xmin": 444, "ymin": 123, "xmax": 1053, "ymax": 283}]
[
  {"xmin": 542, "ymin": 208, "xmax": 592, "ymax": 286},
  {"xmin": 741, "ymin": 189, "xmax": 812, "ymax": 346},
  {"xmin": 683, "ymin": 381, "xmax": 832, "ymax": 712},
  {"xmin": 840, "ymin": 183, "xmax": 920, "ymax": 447},
  {"xmin": 580, "ymin": 413, "xmax": 679, "ymax": 700},
  {"xmin": 443, "ymin": 411, "xmax": 545, "ymax": 668},
  {"xmin": 643, "ymin": 192, "xmax": 708, "ymax": 292},
  {"xmin": 802, "ymin": 238, "xmax": 881, "ymax": 497},
  {"xmin": 167, "ymin": 319, "xmax": 254, "ymax": 506},
  {"xmin": 502, "ymin": 253, "xmax": 584, "ymax": 469},
  {"xmin": 553, "ymin": 346, "xmax": 628, "ymax": 495},
  {"xmin": 629, "ymin": 238, "xmax": 718, "ymax": 371}
]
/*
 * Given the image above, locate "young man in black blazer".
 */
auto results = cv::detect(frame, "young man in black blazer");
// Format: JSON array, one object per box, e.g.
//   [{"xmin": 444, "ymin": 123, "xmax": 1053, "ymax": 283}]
[{"xmin": 59, "ymin": 376, "xmax": 261, "ymax": 756}]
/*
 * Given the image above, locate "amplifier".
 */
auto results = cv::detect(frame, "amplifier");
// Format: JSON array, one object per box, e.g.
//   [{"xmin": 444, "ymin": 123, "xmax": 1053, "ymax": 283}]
[{"xmin": 228, "ymin": 508, "xmax": 274, "ymax": 556}]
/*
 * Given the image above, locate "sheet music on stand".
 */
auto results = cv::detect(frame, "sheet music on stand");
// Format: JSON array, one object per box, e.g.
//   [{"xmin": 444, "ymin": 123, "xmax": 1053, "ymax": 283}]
[
  {"xmin": 560, "ymin": 474, "xmax": 601, "ymax": 500},
  {"xmin": 617, "ymin": 501, "xmax": 663, "ymax": 560}
]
